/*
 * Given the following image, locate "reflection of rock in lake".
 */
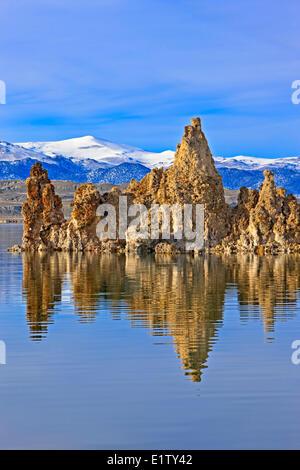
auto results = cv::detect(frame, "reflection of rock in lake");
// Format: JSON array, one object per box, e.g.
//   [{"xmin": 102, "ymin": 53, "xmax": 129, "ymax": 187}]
[
  {"xmin": 125, "ymin": 254, "xmax": 227, "ymax": 382},
  {"xmin": 222, "ymin": 254, "xmax": 300, "ymax": 341},
  {"xmin": 21, "ymin": 253, "xmax": 300, "ymax": 380},
  {"xmin": 21, "ymin": 252, "xmax": 227, "ymax": 380},
  {"xmin": 22, "ymin": 252, "xmax": 65, "ymax": 341},
  {"xmin": 70, "ymin": 253, "xmax": 127, "ymax": 322}
]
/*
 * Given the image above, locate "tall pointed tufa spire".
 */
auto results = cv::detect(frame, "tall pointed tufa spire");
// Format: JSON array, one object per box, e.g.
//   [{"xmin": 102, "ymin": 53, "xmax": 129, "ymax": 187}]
[
  {"xmin": 126, "ymin": 117, "xmax": 230, "ymax": 247},
  {"xmin": 173, "ymin": 117, "xmax": 220, "ymax": 179}
]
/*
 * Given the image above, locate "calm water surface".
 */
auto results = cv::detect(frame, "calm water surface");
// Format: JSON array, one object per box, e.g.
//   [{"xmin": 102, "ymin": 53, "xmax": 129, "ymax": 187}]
[{"xmin": 0, "ymin": 224, "xmax": 300, "ymax": 449}]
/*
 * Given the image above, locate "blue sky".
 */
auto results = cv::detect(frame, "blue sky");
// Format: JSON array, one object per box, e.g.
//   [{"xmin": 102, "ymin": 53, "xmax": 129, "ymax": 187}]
[{"xmin": 0, "ymin": 0, "xmax": 299, "ymax": 157}]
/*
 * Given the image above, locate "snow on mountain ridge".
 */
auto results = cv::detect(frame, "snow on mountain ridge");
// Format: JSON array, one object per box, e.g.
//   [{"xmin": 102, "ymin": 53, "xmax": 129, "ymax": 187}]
[
  {"xmin": 16, "ymin": 136, "xmax": 300, "ymax": 171},
  {"xmin": 17, "ymin": 135, "xmax": 175, "ymax": 169},
  {"xmin": 214, "ymin": 155, "xmax": 300, "ymax": 171},
  {"xmin": 1, "ymin": 137, "xmax": 298, "ymax": 194},
  {"xmin": 0, "ymin": 141, "xmax": 57, "ymax": 164}
]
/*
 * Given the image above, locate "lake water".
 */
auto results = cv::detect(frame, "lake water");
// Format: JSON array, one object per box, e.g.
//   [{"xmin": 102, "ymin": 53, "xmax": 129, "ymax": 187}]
[{"xmin": 0, "ymin": 224, "xmax": 300, "ymax": 449}]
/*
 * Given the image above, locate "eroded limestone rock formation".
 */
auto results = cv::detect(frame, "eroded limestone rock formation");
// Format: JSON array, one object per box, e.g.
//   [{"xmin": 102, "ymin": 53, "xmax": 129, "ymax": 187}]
[
  {"xmin": 56, "ymin": 183, "xmax": 102, "ymax": 251},
  {"xmin": 13, "ymin": 163, "xmax": 102, "ymax": 252},
  {"xmin": 220, "ymin": 170, "xmax": 300, "ymax": 253},
  {"xmin": 21, "ymin": 162, "xmax": 65, "ymax": 250},
  {"xmin": 126, "ymin": 117, "xmax": 230, "ymax": 249},
  {"xmin": 8, "ymin": 118, "xmax": 300, "ymax": 254}
]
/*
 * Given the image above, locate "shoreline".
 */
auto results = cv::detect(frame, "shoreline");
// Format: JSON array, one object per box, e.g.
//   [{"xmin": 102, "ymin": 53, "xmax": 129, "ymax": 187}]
[{"xmin": 0, "ymin": 220, "xmax": 23, "ymax": 224}]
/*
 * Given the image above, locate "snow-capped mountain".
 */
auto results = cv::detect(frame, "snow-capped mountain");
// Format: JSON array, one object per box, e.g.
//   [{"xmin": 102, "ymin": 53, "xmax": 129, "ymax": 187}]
[
  {"xmin": 0, "ymin": 136, "xmax": 299, "ymax": 194},
  {"xmin": 213, "ymin": 156, "xmax": 300, "ymax": 194},
  {"xmin": 0, "ymin": 141, "xmax": 56, "ymax": 164},
  {"xmin": 17, "ymin": 135, "xmax": 175, "ymax": 170},
  {"xmin": 214, "ymin": 155, "xmax": 300, "ymax": 171},
  {"xmin": 17, "ymin": 135, "xmax": 300, "ymax": 173}
]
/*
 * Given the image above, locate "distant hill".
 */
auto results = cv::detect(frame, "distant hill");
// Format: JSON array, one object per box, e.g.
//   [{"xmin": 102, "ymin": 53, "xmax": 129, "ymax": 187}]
[
  {"xmin": 0, "ymin": 180, "xmax": 244, "ymax": 223},
  {"xmin": 0, "ymin": 137, "xmax": 299, "ymax": 195},
  {"xmin": 0, "ymin": 180, "xmax": 128, "ymax": 222},
  {"xmin": 17, "ymin": 135, "xmax": 175, "ymax": 169}
]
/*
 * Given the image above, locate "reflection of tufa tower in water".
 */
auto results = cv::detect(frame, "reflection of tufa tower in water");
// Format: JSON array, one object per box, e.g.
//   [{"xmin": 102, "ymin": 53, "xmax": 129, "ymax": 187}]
[
  {"xmin": 22, "ymin": 252, "xmax": 66, "ymax": 341},
  {"xmin": 22, "ymin": 252, "xmax": 227, "ymax": 380},
  {"xmin": 224, "ymin": 254, "xmax": 300, "ymax": 341},
  {"xmin": 22, "ymin": 252, "xmax": 300, "ymax": 379},
  {"xmin": 125, "ymin": 255, "xmax": 227, "ymax": 382}
]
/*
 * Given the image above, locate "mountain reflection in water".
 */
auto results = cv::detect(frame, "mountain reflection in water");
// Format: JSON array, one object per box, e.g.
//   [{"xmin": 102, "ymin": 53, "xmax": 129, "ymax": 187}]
[{"xmin": 22, "ymin": 252, "xmax": 300, "ymax": 382}]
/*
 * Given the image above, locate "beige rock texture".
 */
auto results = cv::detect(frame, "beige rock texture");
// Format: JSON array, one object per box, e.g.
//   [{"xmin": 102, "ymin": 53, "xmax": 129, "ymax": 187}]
[
  {"xmin": 126, "ymin": 117, "xmax": 230, "ymax": 249},
  {"xmin": 99, "ymin": 187, "xmax": 128, "ymax": 252},
  {"xmin": 55, "ymin": 183, "xmax": 102, "ymax": 252},
  {"xmin": 20, "ymin": 163, "xmax": 102, "ymax": 252},
  {"xmin": 10, "ymin": 119, "xmax": 300, "ymax": 254},
  {"xmin": 220, "ymin": 170, "xmax": 300, "ymax": 253},
  {"xmin": 21, "ymin": 162, "xmax": 65, "ymax": 251}
]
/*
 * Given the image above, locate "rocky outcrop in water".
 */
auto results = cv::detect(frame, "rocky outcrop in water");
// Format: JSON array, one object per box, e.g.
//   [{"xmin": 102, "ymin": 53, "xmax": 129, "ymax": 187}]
[
  {"xmin": 21, "ymin": 162, "xmax": 65, "ymax": 251},
  {"xmin": 56, "ymin": 183, "xmax": 102, "ymax": 251},
  {"xmin": 220, "ymin": 170, "xmax": 300, "ymax": 253},
  {"xmin": 11, "ymin": 163, "xmax": 103, "ymax": 252},
  {"xmin": 126, "ymin": 117, "xmax": 230, "ymax": 249},
  {"xmin": 8, "ymin": 119, "xmax": 300, "ymax": 253}
]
